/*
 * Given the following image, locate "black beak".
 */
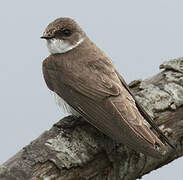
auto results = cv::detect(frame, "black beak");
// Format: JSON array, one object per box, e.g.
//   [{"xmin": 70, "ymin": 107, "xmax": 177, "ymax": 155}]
[{"xmin": 40, "ymin": 35, "xmax": 54, "ymax": 39}]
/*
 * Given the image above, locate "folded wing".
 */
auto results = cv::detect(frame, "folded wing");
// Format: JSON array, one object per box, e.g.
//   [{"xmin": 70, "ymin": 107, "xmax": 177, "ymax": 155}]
[{"xmin": 43, "ymin": 57, "xmax": 172, "ymax": 158}]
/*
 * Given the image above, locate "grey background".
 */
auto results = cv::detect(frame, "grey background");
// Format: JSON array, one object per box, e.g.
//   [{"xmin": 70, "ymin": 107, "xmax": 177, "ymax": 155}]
[{"xmin": 0, "ymin": 0, "xmax": 182, "ymax": 179}]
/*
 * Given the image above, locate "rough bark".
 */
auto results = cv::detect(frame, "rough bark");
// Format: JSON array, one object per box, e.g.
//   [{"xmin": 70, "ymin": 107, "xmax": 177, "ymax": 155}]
[{"xmin": 1, "ymin": 57, "xmax": 183, "ymax": 180}]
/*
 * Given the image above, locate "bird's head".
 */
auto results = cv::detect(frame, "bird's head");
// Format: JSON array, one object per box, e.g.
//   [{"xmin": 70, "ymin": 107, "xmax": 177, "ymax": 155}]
[{"xmin": 41, "ymin": 17, "xmax": 86, "ymax": 54}]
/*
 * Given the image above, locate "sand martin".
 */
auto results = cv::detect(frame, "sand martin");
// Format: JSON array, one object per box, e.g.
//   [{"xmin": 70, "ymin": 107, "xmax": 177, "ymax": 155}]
[{"xmin": 41, "ymin": 17, "xmax": 174, "ymax": 158}]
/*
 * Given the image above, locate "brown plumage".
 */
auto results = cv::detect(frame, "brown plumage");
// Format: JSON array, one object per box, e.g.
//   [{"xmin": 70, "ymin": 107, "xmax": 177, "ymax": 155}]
[{"xmin": 41, "ymin": 17, "xmax": 174, "ymax": 158}]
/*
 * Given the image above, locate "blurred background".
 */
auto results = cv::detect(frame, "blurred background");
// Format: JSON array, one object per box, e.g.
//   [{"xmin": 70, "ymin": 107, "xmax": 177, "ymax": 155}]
[{"xmin": 0, "ymin": 1, "xmax": 182, "ymax": 179}]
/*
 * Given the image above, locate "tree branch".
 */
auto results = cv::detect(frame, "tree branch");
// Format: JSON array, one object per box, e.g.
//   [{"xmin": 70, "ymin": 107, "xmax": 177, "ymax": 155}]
[{"xmin": 1, "ymin": 57, "xmax": 183, "ymax": 180}]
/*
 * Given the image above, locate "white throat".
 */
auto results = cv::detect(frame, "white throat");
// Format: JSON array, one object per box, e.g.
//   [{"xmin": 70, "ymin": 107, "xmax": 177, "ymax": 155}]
[{"xmin": 46, "ymin": 38, "xmax": 84, "ymax": 54}]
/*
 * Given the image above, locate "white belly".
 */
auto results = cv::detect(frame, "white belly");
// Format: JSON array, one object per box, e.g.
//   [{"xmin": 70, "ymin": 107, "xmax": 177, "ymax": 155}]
[{"xmin": 52, "ymin": 91, "xmax": 81, "ymax": 117}]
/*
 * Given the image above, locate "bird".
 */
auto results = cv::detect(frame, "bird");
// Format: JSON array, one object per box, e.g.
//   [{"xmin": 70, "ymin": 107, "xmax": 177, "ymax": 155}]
[{"xmin": 41, "ymin": 17, "xmax": 174, "ymax": 158}]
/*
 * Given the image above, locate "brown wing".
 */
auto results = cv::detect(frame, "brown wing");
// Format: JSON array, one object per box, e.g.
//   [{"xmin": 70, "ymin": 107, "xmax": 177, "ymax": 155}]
[
  {"xmin": 115, "ymin": 71, "xmax": 175, "ymax": 150},
  {"xmin": 43, "ymin": 57, "xmax": 121, "ymax": 100},
  {"xmin": 43, "ymin": 56, "xmax": 169, "ymax": 157}
]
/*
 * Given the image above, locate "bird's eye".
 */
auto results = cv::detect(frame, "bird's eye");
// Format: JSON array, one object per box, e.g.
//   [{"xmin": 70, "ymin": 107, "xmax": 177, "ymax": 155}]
[{"xmin": 62, "ymin": 29, "xmax": 72, "ymax": 36}]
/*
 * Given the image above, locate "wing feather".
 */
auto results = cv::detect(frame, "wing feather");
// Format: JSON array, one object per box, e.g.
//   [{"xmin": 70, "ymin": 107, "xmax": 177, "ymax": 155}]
[{"xmin": 115, "ymin": 71, "xmax": 175, "ymax": 150}]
